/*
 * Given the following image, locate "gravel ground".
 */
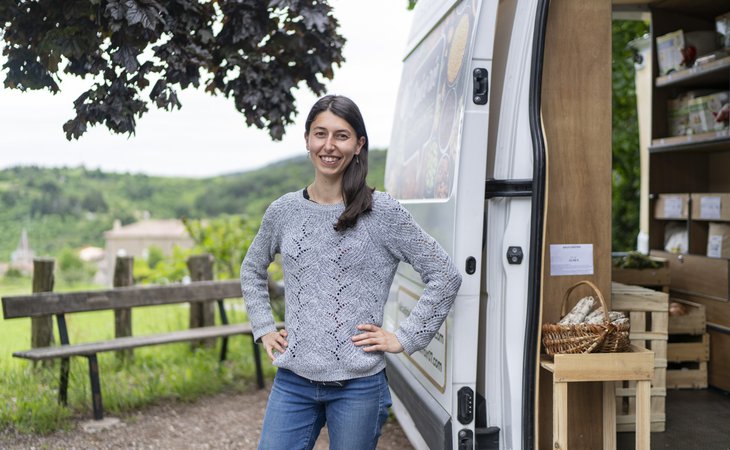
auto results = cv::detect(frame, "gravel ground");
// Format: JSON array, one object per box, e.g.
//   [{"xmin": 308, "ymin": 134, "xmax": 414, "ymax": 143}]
[{"xmin": 0, "ymin": 386, "xmax": 414, "ymax": 450}]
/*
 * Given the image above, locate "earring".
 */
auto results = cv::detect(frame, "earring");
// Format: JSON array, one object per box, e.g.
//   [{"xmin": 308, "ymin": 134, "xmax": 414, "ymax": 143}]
[{"xmin": 355, "ymin": 155, "xmax": 360, "ymax": 165}]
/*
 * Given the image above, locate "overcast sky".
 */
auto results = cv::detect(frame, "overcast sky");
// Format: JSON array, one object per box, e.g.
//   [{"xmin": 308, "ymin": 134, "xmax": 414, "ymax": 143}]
[{"xmin": 0, "ymin": 2, "xmax": 412, "ymax": 178}]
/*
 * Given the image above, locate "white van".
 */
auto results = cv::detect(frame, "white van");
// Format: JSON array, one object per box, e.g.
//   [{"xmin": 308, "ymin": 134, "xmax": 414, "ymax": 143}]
[{"xmin": 382, "ymin": 0, "xmax": 615, "ymax": 448}]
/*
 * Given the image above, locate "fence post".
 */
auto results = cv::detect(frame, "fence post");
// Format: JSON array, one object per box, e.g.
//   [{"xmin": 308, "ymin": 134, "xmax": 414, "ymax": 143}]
[
  {"xmin": 31, "ymin": 258, "xmax": 55, "ymax": 353},
  {"xmin": 187, "ymin": 254, "xmax": 216, "ymax": 348},
  {"xmin": 113, "ymin": 255, "xmax": 134, "ymax": 360}
]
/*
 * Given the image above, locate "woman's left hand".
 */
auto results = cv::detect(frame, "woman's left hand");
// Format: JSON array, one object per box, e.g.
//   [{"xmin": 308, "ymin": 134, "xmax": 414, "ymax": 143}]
[{"xmin": 352, "ymin": 324, "xmax": 404, "ymax": 353}]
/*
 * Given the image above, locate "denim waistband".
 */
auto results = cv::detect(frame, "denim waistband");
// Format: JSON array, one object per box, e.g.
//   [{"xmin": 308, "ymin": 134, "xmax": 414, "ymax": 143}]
[{"xmin": 279, "ymin": 368, "xmax": 385, "ymax": 388}]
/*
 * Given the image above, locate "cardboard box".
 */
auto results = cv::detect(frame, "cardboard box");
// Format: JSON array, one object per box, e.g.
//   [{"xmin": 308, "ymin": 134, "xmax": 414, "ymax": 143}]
[
  {"xmin": 668, "ymin": 96, "xmax": 691, "ymax": 136},
  {"xmin": 654, "ymin": 194, "xmax": 689, "ymax": 219},
  {"xmin": 717, "ymin": 12, "xmax": 730, "ymax": 49},
  {"xmin": 656, "ymin": 30, "xmax": 685, "ymax": 76},
  {"xmin": 707, "ymin": 223, "xmax": 730, "ymax": 258},
  {"xmin": 667, "ymin": 91, "xmax": 720, "ymax": 136},
  {"xmin": 691, "ymin": 193, "xmax": 730, "ymax": 221},
  {"xmin": 687, "ymin": 91, "xmax": 730, "ymax": 134}
]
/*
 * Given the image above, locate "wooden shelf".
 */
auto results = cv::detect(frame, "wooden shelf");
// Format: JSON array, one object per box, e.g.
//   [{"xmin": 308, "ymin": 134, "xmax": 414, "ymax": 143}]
[
  {"xmin": 656, "ymin": 55, "xmax": 730, "ymax": 89},
  {"xmin": 649, "ymin": 130, "xmax": 730, "ymax": 153}
]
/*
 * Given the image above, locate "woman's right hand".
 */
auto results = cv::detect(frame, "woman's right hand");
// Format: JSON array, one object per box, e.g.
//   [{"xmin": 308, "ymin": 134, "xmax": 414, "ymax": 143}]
[{"xmin": 261, "ymin": 329, "xmax": 288, "ymax": 361}]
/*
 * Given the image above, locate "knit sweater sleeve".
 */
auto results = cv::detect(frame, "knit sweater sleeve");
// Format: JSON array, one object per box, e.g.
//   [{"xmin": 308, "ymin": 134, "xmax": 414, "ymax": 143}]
[
  {"xmin": 369, "ymin": 193, "xmax": 462, "ymax": 355},
  {"xmin": 240, "ymin": 197, "xmax": 285, "ymax": 343}
]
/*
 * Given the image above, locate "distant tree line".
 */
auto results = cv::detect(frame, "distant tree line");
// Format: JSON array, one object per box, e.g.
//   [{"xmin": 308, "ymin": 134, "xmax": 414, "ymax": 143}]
[{"xmin": 0, "ymin": 151, "xmax": 387, "ymax": 259}]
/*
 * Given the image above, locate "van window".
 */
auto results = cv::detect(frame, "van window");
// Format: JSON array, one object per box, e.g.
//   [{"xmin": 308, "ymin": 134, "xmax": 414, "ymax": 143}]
[{"xmin": 385, "ymin": 0, "xmax": 477, "ymax": 201}]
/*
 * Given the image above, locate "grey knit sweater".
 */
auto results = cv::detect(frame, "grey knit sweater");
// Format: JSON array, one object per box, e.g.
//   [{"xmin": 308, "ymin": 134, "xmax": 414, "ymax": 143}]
[{"xmin": 240, "ymin": 190, "xmax": 462, "ymax": 382}]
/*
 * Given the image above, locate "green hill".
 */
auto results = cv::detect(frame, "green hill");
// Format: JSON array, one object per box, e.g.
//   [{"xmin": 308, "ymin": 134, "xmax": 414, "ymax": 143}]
[{"xmin": 0, "ymin": 150, "xmax": 387, "ymax": 259}]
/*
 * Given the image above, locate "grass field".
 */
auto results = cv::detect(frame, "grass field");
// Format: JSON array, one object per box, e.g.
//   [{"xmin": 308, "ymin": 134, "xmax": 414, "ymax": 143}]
[{"xmin": 0, "ymin": 277, "xmax": 273, "ymax": 434}]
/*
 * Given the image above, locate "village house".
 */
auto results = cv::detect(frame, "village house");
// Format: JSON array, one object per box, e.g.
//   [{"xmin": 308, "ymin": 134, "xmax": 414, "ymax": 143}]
[{"xmin": 103, "ymin": 219, "xmax": 194, "ymax": 285}]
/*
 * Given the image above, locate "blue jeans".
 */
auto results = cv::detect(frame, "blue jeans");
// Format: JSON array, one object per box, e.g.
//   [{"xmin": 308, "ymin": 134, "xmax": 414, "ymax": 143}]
[{"xmin": 258, "ymin": 368, "xmax": 392, "ymax": 450}]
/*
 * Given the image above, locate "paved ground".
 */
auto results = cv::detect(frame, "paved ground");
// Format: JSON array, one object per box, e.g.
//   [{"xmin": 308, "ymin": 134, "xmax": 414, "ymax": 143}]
[
  {"xmin": 0, "ymin": 386, "xmax": 414, "ymax": 449},
  {"xmin": 616, "ymin": 388, "xmax": 730, "ymax": 450}
]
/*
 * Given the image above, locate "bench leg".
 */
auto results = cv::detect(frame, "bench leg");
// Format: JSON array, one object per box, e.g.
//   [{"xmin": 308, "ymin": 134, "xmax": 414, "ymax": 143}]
[
  {"xmin": 219, "ymin": 337, "xmax": 229, "ymax": 363},
  {"xmin": 252, "ymin": 336, "xmax": 264, "ymax": 389},
  {"xmin": 59, "ymin": 358, "xmax": 70, "ymax": 406},
  {"xmin": 87, "ymin": 354, "xmax": 104, "ymax": 420}
]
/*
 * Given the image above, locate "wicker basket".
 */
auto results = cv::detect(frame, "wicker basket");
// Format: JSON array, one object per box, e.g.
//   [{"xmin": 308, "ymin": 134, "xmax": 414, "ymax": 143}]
[{"xmin": 542, "ymin": 280, "xmax": 631, "ymax": 356}]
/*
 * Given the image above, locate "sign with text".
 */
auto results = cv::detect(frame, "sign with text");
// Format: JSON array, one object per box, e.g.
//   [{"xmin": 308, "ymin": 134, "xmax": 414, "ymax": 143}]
[
  {"xmin": 663, "ymin": 196, "xmax": 683, "ymax": 218},
  {"xmin": 700, "ymin": 196, "xmax": 722, "ymax": 219},
  {"xmin": 550, "ymin": 244, "xmax": 594, "ymax": 276}
]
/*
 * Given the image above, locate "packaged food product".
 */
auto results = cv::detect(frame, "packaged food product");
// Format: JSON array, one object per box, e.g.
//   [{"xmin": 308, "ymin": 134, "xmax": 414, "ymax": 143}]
[
  {"xmin": 717, "ymin": 12, "xmax": 730, "ymax": 48},
  {"xmin": 656, "ymin": 30, "xmax": 685, "ymax": 75},
  {"xmin": 707, "ymin": 222, "xmax": 730, "ymax": 258}
]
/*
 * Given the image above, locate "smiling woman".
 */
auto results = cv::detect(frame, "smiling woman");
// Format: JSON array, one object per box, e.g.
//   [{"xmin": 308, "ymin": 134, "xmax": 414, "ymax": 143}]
[
  {"xmin": 239, "ymin": 95, "xmax": 462, "ymax": 449},
  {"xmin": 304, "ymin": 96, "xmax": 370, "ymax": 230}
]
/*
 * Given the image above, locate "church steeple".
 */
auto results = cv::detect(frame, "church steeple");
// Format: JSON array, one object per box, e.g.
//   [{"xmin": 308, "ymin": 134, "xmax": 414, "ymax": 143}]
[{"xmin": 10, "ymin": 228, "xmax": 35, "ymax": 273}]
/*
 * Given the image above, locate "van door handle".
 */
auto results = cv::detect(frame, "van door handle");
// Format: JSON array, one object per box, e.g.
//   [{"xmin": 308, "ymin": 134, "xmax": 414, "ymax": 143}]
[{"xmin": 473, "ymin": 68, "xmax": 488, "ymax": 105}]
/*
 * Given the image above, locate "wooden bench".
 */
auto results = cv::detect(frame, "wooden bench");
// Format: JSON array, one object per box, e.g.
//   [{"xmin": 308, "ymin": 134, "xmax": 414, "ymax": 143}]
[{"xmin": 2, "ymin": 280, "xmax": 280, "ymax": 420}]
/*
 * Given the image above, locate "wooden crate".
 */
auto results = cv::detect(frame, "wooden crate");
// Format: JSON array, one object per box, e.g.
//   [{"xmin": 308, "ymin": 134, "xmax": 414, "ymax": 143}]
[
  {"xmin": 612, "ymin": 282, "xmax": 669, "ymax": 432},
  {"xmin": 667, "ymin": 333, "xmax": 710, "ymax": 363},
  {"xmin": 708, "ymin": 326, "xmax": 730, "ymax": 392},
  {"xmin": 667, "ymin": 361, "xmax": 708, "ymax": 389},
  {"xmin": 668, "ymin": 298, "xmax": 706, "ymax": 335},
  {"xmin": 612, "ymin": 256, "xmax": 670, "ymax": 291}
]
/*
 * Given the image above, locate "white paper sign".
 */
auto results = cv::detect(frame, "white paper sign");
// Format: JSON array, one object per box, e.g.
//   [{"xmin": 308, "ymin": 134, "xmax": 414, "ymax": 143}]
[
  {"xmin": 550, "ymin": 244, "xmax": 594, "ymax": 276},
  {"xmin": 663, "ymin": 196, "xmax": 683, "ymax": 218},
  {"xmin": 708, "ymin": 235, "xmax": 723, "ymax": 258},
  {"xmin": 700, "ymin": 196, "xmax": 722, "ymax": 219}
]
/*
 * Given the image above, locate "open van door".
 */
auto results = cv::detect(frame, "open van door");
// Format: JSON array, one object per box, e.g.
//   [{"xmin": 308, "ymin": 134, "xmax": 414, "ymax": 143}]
[{"xmin": 382, "ymin": 0, "xmax": 548, "ymax": 448}]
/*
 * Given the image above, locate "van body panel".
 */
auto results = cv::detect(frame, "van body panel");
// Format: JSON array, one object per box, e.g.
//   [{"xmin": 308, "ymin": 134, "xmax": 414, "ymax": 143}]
[{"xmin": 384, "ymin": 0, "xmax": 507, "ymax": 448}]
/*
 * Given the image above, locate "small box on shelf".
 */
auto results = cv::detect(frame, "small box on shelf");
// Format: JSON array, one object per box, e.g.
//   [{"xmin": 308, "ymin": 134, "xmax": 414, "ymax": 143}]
[
  {"xmin": 718, "ymin": 11, "xmax": 730, "ymax": 49},
  {"xmin": 654, "ymin": 194, "xmax": 689, "ymax": 220},
  {"xmin": 656, "ymin": 30, "xmax": 685, "ymax": 76},
  {"xmin": 707, "ymin": 223, "xmax": 730, "ymax": 258},
  {"xmin": 690, "ymin": 193, "xmax": 730, "ymax": 221},
  {"xmin": 687, "ymin": 91, "xmax": 729, "ymax": 134}
]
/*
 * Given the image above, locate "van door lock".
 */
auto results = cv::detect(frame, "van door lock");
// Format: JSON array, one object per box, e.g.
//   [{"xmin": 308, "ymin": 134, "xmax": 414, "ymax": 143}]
[
  {"xmin": 507, "ymin": 246, "xmax": 523, "ymax": 264},
  {"xmin": 473, "ymin": 68, "xmax": 489, "ymax": 105}
]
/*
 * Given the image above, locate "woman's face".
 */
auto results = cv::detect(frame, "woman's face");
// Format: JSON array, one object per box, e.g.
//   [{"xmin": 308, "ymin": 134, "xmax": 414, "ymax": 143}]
[{"xmin": 305, "ymin": 110, "xmax": 365, "ymax": 181}]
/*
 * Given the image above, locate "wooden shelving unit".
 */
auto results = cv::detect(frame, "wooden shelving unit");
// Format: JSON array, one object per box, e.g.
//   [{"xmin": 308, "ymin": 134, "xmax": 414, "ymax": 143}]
[
  {"xmin": 656, "ymin": 55, "xmax": 730, "ymax": 88},
  {"xmin": 650, "ymin": 130, "xmax": 730, "ymax": 153},
  {"xmin": 646, "ymin": 3, "xmax": 730, "ymax": 395}
]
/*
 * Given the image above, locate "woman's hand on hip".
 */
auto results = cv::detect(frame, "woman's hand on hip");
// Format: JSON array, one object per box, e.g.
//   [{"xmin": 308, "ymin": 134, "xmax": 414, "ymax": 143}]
[
  {"xmin": 261, "ymin": 329, "xmax": 288, "ymax": 361},
  {"xmin": 352, "ymin": 324, "xmax": 404, "ymax": 353}
]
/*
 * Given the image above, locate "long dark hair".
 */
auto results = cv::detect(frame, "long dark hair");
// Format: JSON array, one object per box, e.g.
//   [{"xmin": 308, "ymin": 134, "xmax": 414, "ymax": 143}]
[{"xmin": 305, "ymin": 95, "xmax": 373, "ymax": 231}]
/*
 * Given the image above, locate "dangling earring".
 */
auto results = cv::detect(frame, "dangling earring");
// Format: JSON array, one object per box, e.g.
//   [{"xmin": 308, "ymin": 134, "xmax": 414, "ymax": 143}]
[{"xmin": 355, "ymin": 155, "xmax": 360, "ymax": 165}]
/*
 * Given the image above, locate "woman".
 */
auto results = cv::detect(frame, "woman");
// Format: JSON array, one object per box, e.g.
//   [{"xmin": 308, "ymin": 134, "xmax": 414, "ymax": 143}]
[{"xmin": 240, "ymin": 95, "xmax": 462, "ymax": 450}]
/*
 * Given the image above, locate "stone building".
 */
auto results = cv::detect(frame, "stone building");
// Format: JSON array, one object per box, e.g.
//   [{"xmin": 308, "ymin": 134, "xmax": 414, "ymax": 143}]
[{"xmin": 103, "ymin": 219, "xmax": 194, "ymax": 285}]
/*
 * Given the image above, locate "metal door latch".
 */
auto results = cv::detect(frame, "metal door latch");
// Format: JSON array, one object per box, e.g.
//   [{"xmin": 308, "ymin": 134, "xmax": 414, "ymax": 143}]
[{"xmin": 507, "ymin": 246, "xmax": 523, "ymax": 264}]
